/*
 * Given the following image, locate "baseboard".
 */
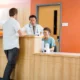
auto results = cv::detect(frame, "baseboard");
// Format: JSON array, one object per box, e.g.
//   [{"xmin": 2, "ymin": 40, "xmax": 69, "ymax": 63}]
[
  {"xmin": 0, "ymin": 78, "xmax": 3, "ymax": 80},
  {"xmin": 0, "ymin": 77, "xmax": 2, "ymax": 78},
  {"xmin": 0, "ymin": 77, "xmax": 13, "ymax": 80}
]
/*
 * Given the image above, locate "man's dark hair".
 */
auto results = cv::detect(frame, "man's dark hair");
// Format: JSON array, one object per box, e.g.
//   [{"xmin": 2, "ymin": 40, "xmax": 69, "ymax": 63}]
[
  {"xmin": 29, "ymin": 15, "xmax": 37, "ymax": 20},
  {"xmin": 9, "ymin": 8, "xmax": 18, "ymax": 16},
  {"xmin": 44, "ymin": 27, "xmax": 51, "ymax": 33}
]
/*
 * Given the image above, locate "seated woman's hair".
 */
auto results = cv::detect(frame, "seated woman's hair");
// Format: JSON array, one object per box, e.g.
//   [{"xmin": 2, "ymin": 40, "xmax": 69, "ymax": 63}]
[{"xmin": 44, "ymin": 27, "xmax": 51, "ymax": 33}]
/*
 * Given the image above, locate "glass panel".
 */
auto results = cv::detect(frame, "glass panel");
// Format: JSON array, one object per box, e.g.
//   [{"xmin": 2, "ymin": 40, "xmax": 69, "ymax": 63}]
[{"xmin": 53, "ymin": 10, "xmax": 57, "ymax": 35}]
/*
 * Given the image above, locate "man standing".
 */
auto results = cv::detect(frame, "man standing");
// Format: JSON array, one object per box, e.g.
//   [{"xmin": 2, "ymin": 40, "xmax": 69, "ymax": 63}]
[
  {"xmin": 22, "ymin": 15, "xmax": 43, "ymax": 36},
  {"xmin": 3, "ymin": 8, "xmax": 26, "ymax": 80}
]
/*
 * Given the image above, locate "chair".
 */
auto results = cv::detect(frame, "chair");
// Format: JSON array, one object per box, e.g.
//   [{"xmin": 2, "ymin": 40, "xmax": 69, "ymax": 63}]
[{"xmin": 54, "ymin": 46, "xmax": 57, "ymax": 52}]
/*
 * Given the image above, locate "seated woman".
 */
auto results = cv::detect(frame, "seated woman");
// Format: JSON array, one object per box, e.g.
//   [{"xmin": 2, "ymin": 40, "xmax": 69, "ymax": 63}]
[{"xmin": 42, "ymin": 27, "xmax": 56, "ymax": 52}]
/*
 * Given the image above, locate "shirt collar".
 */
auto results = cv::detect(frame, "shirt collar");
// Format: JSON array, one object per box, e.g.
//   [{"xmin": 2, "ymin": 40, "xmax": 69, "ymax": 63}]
[
  {"xmin": 29, "ymin": 23, "xmax": 37, "ymax": 28},
  {"xmin": 10, "ymin": 17, "xmax": 15, "ymax": 20}
]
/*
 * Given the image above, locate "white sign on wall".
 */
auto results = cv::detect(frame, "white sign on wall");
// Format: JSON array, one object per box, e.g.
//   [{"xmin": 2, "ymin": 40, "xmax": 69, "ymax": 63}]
[{"xmin": 62, "ymin": 23, "xmax": 68, "ymax": 27}]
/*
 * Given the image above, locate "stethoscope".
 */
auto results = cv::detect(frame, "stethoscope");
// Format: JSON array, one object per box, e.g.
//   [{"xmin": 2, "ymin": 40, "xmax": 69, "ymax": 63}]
[{"xmin": 29, "ymin": 24, "xmax": 39, "ymax": 34}]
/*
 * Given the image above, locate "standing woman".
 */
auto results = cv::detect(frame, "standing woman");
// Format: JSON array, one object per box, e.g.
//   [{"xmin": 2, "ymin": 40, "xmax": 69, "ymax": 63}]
[{"xmin": 3, "ymin": 8, "xmax": 26, "ymax": 80}]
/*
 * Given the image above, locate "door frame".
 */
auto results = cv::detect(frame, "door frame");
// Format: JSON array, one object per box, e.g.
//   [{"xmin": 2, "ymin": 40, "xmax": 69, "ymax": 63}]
[{"xmin": 36, "ymin": 3, "xmax": 62, "ymax": 52}]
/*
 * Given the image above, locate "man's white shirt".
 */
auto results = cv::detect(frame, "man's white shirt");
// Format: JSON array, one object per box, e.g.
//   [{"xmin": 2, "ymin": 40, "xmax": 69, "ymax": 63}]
[
  {"xmin": 22, "ymin": 24, "xmax": 43, "ymax": 36},
  {"xmin": 3, "ymin": 17, "xmax": 20, "ymax": 50}
]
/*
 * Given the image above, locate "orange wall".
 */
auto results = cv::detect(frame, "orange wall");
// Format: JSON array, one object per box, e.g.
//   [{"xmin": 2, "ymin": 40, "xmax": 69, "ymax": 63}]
[{"xmin": 31, "ymin": 0, "xmax": 80, "ymax": 53}]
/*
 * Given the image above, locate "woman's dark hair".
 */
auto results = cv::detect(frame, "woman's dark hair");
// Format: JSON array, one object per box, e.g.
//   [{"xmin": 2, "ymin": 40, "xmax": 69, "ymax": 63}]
[
  {"xmin": 44, "ymin": 27, "xmax": 51, "ymax": 33},
  {"xmin": 29, "ymin": 15, "xmax": 37, "ymax": 20},
  {"xmin": 9, "ymin": 8, "xmax": 18, "ymax": 16}
]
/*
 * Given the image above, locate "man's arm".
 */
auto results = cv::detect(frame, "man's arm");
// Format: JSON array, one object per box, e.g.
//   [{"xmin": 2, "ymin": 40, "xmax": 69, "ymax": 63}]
[
  {"xmin": 39, "ymin": 25, "xmax": 44, "ymax": 36},
  {"xmin": 18, "ymin": 29, "xmax": 26, "ymax": 36},
  {"xmin": 21, "ymin": 24, "xmax": 29, "ymax": 35},
  {"xmin": 14, "ymin": 22, "xmax": 26, "ymax": 36}
]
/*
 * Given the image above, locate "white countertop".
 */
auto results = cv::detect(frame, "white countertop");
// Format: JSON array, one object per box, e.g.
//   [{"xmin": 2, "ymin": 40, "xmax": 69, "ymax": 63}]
[{"xmin": 34, "ymin": 52, "xmax": 80, "ymax": 57}]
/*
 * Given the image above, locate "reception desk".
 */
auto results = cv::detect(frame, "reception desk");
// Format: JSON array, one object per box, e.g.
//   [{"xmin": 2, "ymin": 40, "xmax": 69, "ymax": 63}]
[
  {"xmin": 33, "ymin": 53, "xmax": 80, "ymax": 80},
  {"xmin": 0, "ymin": 36, "xmax": 80, "ymax": 80},
  {"xmin": 0, "ymin": 36, "xmax": 7, "ymax": 78}
]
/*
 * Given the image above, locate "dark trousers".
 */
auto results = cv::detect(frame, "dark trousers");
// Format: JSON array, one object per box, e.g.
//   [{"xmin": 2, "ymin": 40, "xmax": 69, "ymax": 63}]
[{"xmin": 3, "ymin": 48, "xmax": 19, "ymax": 80}]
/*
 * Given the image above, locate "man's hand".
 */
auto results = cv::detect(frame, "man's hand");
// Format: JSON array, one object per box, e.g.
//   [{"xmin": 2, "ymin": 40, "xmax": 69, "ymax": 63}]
[{"xmin": 18, "ymin": 30, "xmax": 27, "ymax": 37}]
